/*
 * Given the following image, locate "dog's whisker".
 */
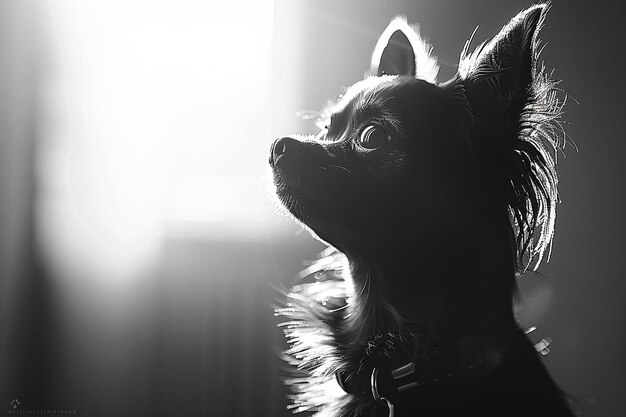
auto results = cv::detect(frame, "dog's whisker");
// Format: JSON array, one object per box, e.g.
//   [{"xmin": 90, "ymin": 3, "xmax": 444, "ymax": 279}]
[{"xmin": 327, "ymin": 164, "xmax": 352, "ymax": 175}]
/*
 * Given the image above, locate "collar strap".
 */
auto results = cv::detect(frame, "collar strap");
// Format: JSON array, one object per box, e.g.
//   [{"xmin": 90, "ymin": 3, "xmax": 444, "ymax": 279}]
[{"xmin": 335, "ymin": 340, "xmax": 503, "ymax": 401}]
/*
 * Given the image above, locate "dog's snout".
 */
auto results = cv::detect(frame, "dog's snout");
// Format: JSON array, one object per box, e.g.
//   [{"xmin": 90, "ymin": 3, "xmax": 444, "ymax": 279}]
[
  {"xmin": 270, "ymin": 136, "xmax": 305, "ymax": 166},
  {"xmin": 273, "ymin": 137, "xmax": 289, "ymax": 157}
]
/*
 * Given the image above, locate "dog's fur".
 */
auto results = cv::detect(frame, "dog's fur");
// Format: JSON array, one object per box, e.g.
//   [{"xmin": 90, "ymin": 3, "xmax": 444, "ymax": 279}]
[{"xmin": 270, "ymin": 4, "xmax": 574, "ymax": 416}]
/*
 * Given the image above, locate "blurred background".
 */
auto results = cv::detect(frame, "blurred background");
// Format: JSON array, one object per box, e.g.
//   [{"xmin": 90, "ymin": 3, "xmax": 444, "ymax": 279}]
[{"xmin": 1, "ymin": 0, "xmax": 624, "ymax": 416}]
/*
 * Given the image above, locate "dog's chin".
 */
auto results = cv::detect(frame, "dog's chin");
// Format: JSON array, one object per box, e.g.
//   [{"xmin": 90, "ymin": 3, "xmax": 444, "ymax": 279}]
[
  {"xmin": 274, "ymin": 185, "xmax": 304, "ymax": 220},
  {"xmin": 273, "ymin": 164, "xmax": 319, "ymax": 212},
  {"xmin": 274, "ymin": 183, "xmax": 323, "ymax": 225},
  {"xmin": 273, "ymin": 181, "xmax": 333, "ymax": 241},
  {"xmin": 274, "ymin": 194, "xmax": 357, "ymax": 255}
]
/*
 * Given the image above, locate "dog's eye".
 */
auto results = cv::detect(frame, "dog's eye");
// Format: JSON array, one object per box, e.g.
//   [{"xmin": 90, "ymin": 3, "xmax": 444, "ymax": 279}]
[{"xmin": 357, "ymin": 125, "xmax": 390, "ymax": 150}]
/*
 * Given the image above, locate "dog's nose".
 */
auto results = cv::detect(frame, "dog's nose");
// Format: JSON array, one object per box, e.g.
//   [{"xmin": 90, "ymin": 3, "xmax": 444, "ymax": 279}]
[{"xmin": 270, "ymin": 136, "xmax": 304, "ymax": 166}]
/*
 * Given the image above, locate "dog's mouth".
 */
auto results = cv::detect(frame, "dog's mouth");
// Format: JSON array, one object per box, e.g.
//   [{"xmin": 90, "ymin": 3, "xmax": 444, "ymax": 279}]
[
  {"xmin": 271, "ymin": 136, "xmax": 326, "ymax": 186},
  {"xmin": 269, "ymin": 136, "xmax": 347, "ymax": 222},
  {"xmin": 270, "ymin": 138, "xmax": 304, "ymax": 188}
]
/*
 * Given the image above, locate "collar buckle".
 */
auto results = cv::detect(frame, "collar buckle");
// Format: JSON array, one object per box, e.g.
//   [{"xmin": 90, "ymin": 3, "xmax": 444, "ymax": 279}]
[{"xmin": 371, "ymin": 360, "xmax": 418, "ymax": 400}]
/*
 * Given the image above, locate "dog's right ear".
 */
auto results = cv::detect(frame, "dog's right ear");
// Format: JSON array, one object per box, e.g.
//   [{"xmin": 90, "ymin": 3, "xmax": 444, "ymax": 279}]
[{"xmin": 370, "ymin": 17, "xmax": 439, "ymax": 83}]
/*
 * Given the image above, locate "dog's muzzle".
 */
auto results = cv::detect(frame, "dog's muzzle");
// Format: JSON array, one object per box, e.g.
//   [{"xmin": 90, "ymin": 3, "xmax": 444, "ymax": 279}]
[
  {"xmin": 269, "ymin": 136, "xmax": 328, "ymax": 188},
  {"xmin": 269, "ymin": 136, "xmax": 306, "ymax": 168}
]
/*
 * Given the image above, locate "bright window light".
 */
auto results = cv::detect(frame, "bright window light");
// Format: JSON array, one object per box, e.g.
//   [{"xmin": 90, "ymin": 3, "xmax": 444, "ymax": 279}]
[{"xmin": 38, "ymin": 0, "xmax": 276, "ymax": 282}]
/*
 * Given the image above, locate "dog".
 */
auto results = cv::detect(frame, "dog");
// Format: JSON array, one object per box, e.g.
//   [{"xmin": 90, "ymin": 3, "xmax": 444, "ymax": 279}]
[{"xmin": 270, "ymin": 4, "xmax": 574, "ymax": 416}]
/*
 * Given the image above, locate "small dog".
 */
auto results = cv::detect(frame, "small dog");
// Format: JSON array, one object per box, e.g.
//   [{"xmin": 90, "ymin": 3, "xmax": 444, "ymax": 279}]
[{"xmin": 270, "ymin": 4, "xmax": 574, "ymax": 416}]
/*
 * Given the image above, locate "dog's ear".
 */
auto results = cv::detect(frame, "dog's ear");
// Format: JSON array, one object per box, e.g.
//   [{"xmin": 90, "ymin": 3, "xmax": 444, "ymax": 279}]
[
  {"xmin": 459, "ymin": 4, "xmax": 564, "ymax": 272},
  {"xmin": 370, "ymin": 16, "xmax": 438, "ymax": 83},
  {"xmin": 459, "ymin": 4, "xmax": 547, "ymax": 125}
]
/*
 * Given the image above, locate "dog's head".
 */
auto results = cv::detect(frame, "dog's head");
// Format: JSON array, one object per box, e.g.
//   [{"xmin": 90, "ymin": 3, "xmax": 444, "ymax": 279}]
[{"xmin": 270, "ymin": 4, "xmax": 562, "ymax": 272}]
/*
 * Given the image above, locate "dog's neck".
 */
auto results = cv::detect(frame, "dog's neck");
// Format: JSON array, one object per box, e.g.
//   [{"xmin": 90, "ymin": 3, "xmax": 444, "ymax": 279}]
[{"xmin": 343, "ymin": 208, "xmax": 518, "ymax": 349}]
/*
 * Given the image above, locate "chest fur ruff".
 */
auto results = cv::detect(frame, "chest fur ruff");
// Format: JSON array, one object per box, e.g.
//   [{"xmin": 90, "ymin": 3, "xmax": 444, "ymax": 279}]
[{"xmin": 275, "ymin": 249, "xmax": 388, "ymax": 417}]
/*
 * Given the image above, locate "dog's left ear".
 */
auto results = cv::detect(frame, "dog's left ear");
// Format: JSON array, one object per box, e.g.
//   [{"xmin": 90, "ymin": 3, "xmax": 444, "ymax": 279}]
[
  {"xmin": 459, "ymin": 4, "xmax": 563, "ymax": 271},
  {"xmin": 459, "ymin": 4, "xmax": 547, "ymax": 126},
  {"xmin": 370, "ymin": 16, "xmax": 439, "ymax": 83}
]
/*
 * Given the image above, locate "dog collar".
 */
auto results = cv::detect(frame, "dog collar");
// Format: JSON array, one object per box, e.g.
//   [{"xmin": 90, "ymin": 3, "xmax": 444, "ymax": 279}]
[{"xmin": 335, "ymin": 333, "xmax": 507, "ymax": 405}]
